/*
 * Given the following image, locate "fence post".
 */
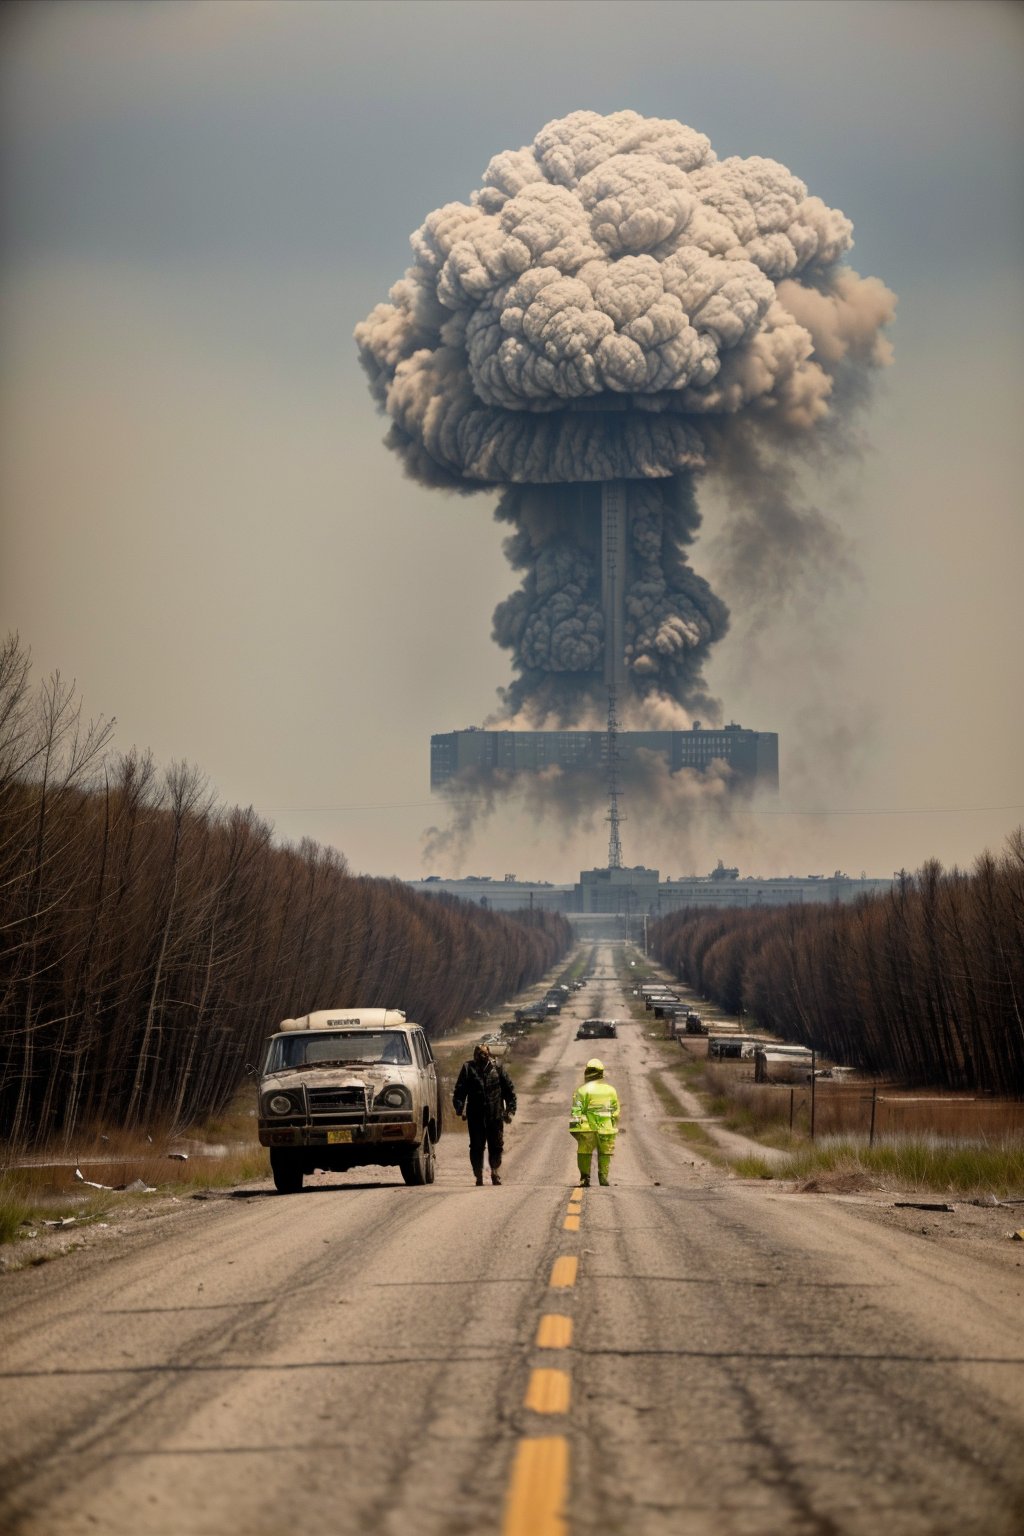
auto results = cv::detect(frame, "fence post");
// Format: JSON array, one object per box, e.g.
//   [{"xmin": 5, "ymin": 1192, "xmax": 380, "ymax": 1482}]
[
  {"xmin": 869, "ymin": 1083, "xmax": 877, "ymax": 1148},
  {"xmin": 810, "ymin": 1050, "xmax": 816, "ymax": 1141},
  {"xmin": 789, "ymin": 1087, "xmax": 795, "ymax": 1132}
]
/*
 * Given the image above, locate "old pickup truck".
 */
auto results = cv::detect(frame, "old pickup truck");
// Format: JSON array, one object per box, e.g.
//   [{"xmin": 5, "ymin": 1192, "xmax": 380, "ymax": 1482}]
[{"xmin": 257, "ymin": 1008, "xmax": 443, "ymax": 1193}]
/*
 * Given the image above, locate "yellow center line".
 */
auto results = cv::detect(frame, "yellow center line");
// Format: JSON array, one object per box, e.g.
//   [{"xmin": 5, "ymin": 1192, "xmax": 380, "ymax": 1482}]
[
  {"xmin": 563, "ymin": 1213, "xmax": 580, "ymax": 1232},
  {"xmin": 536, "ymin": 1314, "xmax": 573, "ymax": 1349},
  {"xmin": 549, "ymin": 1255, "xmax": 578, "ymax": 1288},
  {"xmin": 502, "ymin": 1436, "xmax": 568, "ymax": 1536},
  {"xmin": 524, "ymin": 1367, "xmax": 572, "ymax": 1414}
]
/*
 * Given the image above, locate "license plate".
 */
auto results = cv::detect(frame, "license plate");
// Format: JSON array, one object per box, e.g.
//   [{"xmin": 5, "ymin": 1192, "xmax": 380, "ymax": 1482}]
[{"xmin": 327, "ymin": 1129, "xmax": 353, "ymax": 1144}]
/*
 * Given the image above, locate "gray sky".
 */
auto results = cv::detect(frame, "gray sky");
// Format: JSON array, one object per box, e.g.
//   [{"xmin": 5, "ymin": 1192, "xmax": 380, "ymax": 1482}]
[{"xmin": 2, "ymin": 0, "xmax": 1022, "ymax": 882}]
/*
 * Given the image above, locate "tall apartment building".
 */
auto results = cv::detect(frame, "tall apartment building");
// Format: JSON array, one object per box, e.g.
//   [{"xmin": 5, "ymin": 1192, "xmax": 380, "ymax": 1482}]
[{"xmin": 430, "ymin": 724, "xmax": 779, "ymax": 795}]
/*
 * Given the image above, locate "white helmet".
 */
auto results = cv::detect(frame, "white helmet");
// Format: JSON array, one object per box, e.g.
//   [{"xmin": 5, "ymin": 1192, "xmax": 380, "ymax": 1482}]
[{"xmin": 584, "ymin": 1058, "xmax": 604, "ymax": 1078}]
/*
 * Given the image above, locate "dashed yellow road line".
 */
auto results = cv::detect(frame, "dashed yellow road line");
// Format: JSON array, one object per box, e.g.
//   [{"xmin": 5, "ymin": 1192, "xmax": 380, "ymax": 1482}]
[
  {"xmin": 502, "ymin": 1435, "xmax": 568, "ymax": 1536},
  {"xmin": 549, "ymin": 1255, "xmax": 578, "ymax": 1288},
  {"xmin": 536, "ymin": 1314, "xmax": 573, "ymax": 1349},
  {"xmin": 563, "ymin": 1213, "xmax": 580, "ymax": 1232},
  {"xmin": 525, "ymin": 1367, "xmax": 572, "ymax": 1414}
]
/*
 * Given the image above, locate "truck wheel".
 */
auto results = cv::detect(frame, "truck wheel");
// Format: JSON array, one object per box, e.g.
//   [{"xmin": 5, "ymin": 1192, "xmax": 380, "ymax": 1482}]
[
  {"xmin": 401, "ymin": 1132, "xmax": 433, "ymax": 1186},
  {"xmin": 270, "ymin": 1149, "xmax": 303, "ymax": 1194}
]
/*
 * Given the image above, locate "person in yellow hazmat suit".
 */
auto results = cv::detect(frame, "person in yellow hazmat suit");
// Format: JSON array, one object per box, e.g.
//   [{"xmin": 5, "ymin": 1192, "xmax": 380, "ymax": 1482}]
[{"xmin": 569, "ymin": 1059, "xmax": 620, "ymax": 1186}]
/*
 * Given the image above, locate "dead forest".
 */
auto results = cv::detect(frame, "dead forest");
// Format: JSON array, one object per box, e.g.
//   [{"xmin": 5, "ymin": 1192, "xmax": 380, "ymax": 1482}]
[
  {"xmin": 0, "ymin": 640, "xmax": 570, "ymax": 1149},
  {"xmin": 651, "ymin": 840, "xmax": 1024, "ymax": 1096}
]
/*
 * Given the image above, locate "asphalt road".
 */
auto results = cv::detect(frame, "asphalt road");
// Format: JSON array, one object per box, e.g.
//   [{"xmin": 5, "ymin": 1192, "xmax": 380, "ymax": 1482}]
[{"xmin": 1, "ymin": 946, "xmax": 1022, "ymax": 1536}]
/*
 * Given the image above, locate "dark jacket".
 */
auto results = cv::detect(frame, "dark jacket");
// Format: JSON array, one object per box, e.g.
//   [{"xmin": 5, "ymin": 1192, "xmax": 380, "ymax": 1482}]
[{"xmin": 453, "ymin": 1057, "xmax": 516, "ymax": 1124}]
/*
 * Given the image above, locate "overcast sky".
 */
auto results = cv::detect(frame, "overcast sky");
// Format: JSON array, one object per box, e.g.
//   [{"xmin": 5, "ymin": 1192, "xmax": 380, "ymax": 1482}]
[{"xmin": 2, "ymin": 0, "xmax": 1022, "ymax": 882}]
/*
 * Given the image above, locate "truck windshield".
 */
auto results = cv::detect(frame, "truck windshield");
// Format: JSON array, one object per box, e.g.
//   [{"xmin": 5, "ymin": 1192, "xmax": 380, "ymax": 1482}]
[{"xmin": 264, "ymin": 1031, "xmax": 411, "ymax": 1072}]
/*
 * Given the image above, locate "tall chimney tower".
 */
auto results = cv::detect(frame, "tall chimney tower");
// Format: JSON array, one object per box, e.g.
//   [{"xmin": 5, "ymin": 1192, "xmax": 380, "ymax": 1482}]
[
  {"xmin": 601, "ymin": 480, "xmax": 629, "ymax": 696},
  {"xmin": 605, "ymin": 684, "xmax": 625, "ymax": 870}
]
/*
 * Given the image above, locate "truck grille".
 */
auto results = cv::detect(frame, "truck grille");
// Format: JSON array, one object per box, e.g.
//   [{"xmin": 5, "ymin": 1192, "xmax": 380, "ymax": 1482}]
[{"xmin": 308, "ymin": 1085, "xmax": 367, "ymax": 1115}]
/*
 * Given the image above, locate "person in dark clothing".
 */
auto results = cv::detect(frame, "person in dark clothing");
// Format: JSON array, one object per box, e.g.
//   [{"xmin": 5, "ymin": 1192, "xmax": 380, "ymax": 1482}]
[{"xmin": 452, "ymin": 1043, "xmax": 517, "ymax": 1185}]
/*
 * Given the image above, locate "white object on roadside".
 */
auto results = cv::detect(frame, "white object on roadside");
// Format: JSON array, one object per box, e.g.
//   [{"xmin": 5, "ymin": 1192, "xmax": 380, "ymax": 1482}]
[{"xmin": 74, "ymin": 1167, "xmax": 112, "ymax": 1190}]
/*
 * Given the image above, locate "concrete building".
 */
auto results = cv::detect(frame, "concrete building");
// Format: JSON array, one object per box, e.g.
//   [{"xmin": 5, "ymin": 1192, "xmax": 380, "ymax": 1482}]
[
  {"xmin": 577, "ymin": 864, "xmax": 661, "ymax": 914},
  {"xmin": 655, "ymin": 866, "xmax": 894, "ymax": 911},
  {"xmin": 430, "ymin": 724, "xmax": 779, "ymax": 794},
  {"xmin": 406, "ymin": 864, "xmax": 893, "ymax": 931}
]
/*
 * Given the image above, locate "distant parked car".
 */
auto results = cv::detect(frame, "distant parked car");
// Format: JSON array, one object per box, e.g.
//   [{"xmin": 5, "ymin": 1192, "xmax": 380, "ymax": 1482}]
[{"xmin": 575, "ymin": 1018, "xmax": 618, "ymax": 1040}]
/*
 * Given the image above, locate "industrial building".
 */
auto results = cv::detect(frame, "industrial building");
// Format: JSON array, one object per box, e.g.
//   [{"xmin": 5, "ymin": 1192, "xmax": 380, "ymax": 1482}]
[
  {"xmin": 407, "ymin": 865, "xmax": 894, "ymax": 933},
  {"xmin": 430, "ymin": 724, "xmax": 779, "ymax": 794},
  {"xmin": 577, "ymin": 864, "xmax": 661, "ymax": 914}
]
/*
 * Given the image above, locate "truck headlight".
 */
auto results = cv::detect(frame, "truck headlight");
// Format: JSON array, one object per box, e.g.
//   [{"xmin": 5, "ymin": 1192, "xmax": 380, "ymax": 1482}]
[
  {"xmin": 267, "ymin": 1093, "xmax": 294, "ymax": 1116},
  {"xmin": 376, "ymin": 1085, "xmax": 411, "ymax": 1110}
]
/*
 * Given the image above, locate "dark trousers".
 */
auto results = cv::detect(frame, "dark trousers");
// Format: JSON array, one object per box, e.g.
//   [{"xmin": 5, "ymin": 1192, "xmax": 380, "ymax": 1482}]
[{"xmin": 468, "ymin": 1116, "xmax": 504, "ymax": 1172}]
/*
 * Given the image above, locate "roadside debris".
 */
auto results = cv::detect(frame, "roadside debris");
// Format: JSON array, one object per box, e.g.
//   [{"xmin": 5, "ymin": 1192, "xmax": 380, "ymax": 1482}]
[
  {"xmin": 894, "ymin": 1201, "xmax": 955, "ymax": 1212},
  {"xmin": 166, "ymin": 1152, "xmax": 189, "ymax": 1161},
  {"xmin": 74, "ymin": 1168, "xmax": 112, "ymax": 1190},
  {"xmin": 72, "ymin": 1166, "xmax": 155, "ymax": 1194},
  {"xmin": 1011, "ymin": 1231, "xmax": 1024, "ymax": 1242}
]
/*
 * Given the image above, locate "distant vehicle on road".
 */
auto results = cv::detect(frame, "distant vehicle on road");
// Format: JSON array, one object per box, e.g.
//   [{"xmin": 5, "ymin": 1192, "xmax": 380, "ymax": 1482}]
[
  {"xmin": 258, "ymin": 1008, "xmax": 442, "ymax": 1194},
  {"xmin": 515, "ymin": 1002, "xmax": 549, "ymax": 1024},
  {"xmin": 576, "ymin": 1018, "xmax": 618, "ymax": 1040}
]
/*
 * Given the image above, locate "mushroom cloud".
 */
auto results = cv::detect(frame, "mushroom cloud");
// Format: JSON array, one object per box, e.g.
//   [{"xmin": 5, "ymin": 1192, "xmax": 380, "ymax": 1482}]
[{"xmin": 356, "ymin": 109, "xmax": 895, "ymax": 726}]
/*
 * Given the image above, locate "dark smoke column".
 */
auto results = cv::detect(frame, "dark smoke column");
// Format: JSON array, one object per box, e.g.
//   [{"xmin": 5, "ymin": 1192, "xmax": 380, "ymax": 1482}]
[
  {"xmin": 602, "ymin": 481, "xmax": 628, "ymax": 696},
  {"xmin": 356, "ymin": 110, "xmax": 894, "ymax": 727}
]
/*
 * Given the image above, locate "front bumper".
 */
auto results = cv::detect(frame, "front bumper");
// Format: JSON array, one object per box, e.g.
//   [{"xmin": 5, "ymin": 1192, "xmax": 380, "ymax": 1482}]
[{"xmin": 259, "ymin": 1113, "xmax": 417, "ymax": 1148}]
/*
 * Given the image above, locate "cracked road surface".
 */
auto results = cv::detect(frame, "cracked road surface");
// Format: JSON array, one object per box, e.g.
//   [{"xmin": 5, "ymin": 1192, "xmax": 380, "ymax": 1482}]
[{"xmin": 1, "ymin": 944, "xmax": 1022, "ymax": 1535}]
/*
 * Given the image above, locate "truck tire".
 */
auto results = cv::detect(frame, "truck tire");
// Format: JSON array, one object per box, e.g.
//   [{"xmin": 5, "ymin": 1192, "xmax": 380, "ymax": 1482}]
[
  {"xmin": 401, "ymin": 1131, "xmax": 433, "ymax": 1186},
  {"xmin": 270, "ymin": 1148, "xmax": 303, "ymax": 1194}
]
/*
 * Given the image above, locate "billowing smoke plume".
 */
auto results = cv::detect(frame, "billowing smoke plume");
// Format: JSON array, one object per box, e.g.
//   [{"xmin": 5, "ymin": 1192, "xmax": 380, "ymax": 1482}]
[
  {"xmin": 356, "ymin": 108, "xmax": 894, "ymax": 728},
  {"xmin": 489, "ymin": 477, "xmax": 727, "ymax": 720}
]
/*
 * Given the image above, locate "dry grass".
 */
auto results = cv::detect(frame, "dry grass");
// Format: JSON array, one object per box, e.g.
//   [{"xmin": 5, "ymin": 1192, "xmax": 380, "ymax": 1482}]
[
  {"xmin": 770, "ymin": 1136, "xmax": 1024, "ymax": 1198},
  {"xmin": 0, "ymin": 1094, "xmax": 270, "ymax": 1245},
  {"xmin": 653, "ymin": 1040, "xmax": 1024, "ymax": 1195},
  {"xmin": 647, "ymin": 1071, "xmax": 722, "ymax": 1160}
]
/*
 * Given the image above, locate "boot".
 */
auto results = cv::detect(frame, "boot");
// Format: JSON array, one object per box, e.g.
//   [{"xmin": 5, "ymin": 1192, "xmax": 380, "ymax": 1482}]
[
  {"xmin": 579, "ymin": 1175, "xmax": 590, "ymax": 1187},
  {"xmin": 473, "ymin": 1167, "xmax": 484, "ymax": 1186},
  {"xmin": 491, "ymin": 1170, "xmax": 502, "ymax": 1185}
]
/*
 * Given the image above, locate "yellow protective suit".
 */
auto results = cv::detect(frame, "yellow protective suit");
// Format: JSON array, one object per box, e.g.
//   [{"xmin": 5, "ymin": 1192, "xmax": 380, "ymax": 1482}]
[{"xmin": 569, "ymin": 1075, "xmax": 620, "ymax": 1186}]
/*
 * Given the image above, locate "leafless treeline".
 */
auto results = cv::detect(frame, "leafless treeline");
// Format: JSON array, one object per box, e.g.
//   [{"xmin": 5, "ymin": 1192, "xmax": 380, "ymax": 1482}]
[
  {"xmin": 651, "ymin": 838, "xmax": 1024, "ymax": 1095},
  {"xmin": 0, "ymin": 639, "xmax": 570, "ymax": 1148}
]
